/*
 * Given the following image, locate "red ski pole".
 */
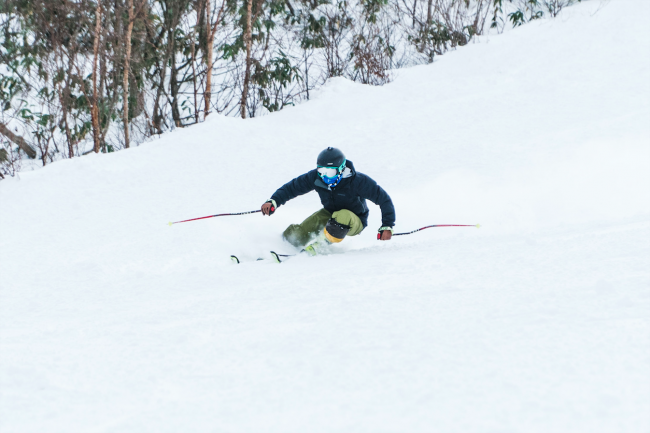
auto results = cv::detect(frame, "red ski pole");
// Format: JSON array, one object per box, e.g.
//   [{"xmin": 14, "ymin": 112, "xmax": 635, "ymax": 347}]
[
  {"xmin": 168, "ymin": 209, "xmax": 266, "ymax": 226},
  {"xmin": 378, "ymin": 224, "xmax": 480, "ymax": 239}
]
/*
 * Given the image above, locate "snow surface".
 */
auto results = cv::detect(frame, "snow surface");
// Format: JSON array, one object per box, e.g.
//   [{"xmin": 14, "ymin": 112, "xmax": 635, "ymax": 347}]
[{"xmin": 1, "ymin": 0, "xmax": 650, "ymax": 431}]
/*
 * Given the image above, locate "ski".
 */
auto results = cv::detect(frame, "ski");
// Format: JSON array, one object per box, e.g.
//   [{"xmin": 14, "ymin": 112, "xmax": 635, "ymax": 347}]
[
  {"xmin": 230, "ymin": 255, "xmax": 267, "ymax": 264},
  {"xmin": 231, "ymin": 246, "xmax": 322, "ymax": 264},
  {"xmin": 230, "ymin": 251, "xmax": 298, "ymax": 264},
  {"xmin": 270, "ymin": 251, "xmax": 295, "ymax": 263}
]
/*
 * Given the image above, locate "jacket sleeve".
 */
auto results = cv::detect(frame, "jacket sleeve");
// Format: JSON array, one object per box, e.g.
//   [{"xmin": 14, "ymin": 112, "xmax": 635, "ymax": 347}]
[
  {"xmin": 270, "ymin": 171, "xmax": 317, "ymax": 206},
  {"xmin": 358, "ymin": 174, "xmax": 396, "ymax": 227}
]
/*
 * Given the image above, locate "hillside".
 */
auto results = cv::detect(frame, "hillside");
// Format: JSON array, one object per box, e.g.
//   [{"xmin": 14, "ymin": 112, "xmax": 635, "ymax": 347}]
[{"xmin": 1, "ymin": 0, "xmax": 649, "ymax": 431}]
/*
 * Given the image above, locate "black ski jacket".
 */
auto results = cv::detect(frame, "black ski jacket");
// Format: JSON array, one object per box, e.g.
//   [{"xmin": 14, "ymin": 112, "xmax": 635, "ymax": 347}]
[{"xmin": 270, "ymin": 160, "xmax": 395, "ymax": 228}]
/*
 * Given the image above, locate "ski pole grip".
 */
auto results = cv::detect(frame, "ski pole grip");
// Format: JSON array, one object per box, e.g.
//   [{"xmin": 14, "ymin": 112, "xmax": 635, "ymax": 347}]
[
  {"xmin": 263, "ymin": 200, "xmax": 276, "ymax": 215},
  {"xmin": 377, "ymin": 233, "xmax": 381, "ymax": 240}
]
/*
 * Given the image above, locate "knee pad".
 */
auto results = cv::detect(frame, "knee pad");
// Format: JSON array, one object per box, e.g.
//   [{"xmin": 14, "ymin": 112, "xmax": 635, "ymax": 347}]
[{"xmin": 324, "ymin": 218, "xmax": 350, "ymax": 243}]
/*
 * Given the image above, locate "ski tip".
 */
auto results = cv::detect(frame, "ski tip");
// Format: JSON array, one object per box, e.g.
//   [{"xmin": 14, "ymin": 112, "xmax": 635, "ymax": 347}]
[
  {"xmin": 270, "ymin": 251, "xmax": 282, "ymax": 264},
  {"xmin": 230, "ymin": 255, "xmax": 240, "ymax": 264},
  {"xmin": 168, "ymin": 222, "xmax": 173, "ymax": 227},
  {"xmin": 476, "ymin": 224, "xmax": 481, "ymax": 228}
]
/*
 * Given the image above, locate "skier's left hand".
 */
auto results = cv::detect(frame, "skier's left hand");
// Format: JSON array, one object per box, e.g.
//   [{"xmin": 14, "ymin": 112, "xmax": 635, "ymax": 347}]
[{"xmin": 379, "ymin": 229, "xmax": 392, "ymax": 241}]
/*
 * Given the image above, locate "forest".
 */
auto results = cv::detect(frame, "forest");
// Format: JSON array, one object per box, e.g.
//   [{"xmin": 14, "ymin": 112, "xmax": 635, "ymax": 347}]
[{"xmin": 0, "ymin": 0, "xmax": 576, "ymax": 176}]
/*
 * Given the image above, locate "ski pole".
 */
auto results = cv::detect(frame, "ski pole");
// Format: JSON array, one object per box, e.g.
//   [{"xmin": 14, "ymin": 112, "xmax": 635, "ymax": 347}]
[
  {"xmin": 269, "ymin": 224, "xmax": 481, "ymax": 259},
  {"xmin": 168, "ymin": 209, "xmax": 263, "ymax": 226},
  {"xmin": 378, "ymin": 224, "xmax": 480, "ymax": 239}
]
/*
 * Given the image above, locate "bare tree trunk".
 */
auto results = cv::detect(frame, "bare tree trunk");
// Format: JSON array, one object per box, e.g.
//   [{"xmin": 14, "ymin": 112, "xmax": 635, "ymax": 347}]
[
  {"xmin": 190, "ymin": 20, "xmax": 199, "ymax": 124},
  {"xmin": 91, "ymin": 0, "xmax": 102, "ymax": 153},
  {"xmin": 152, "ymin": 35, "xmax": 174, "ymax": 134},
  {"xmin": 240, "ymin": 0, "xmax": 253, "ymax": 119},
  {"xmin": 42, "ymin": 136, "xmax": 51, "ymax": 166},
  {"xmin": 204, "ymin": 0, "xmax": 225, "ymax": 118},
  {"xmin": 57, "ymin": 68, "xmax": 74, "ymax": 158},
  {"xmin": 411, "ymin": 0, "xmax": 417, "ymax": 28},
  {"xmin": 62, "ymin": 101, "xmax": 74, "ymax": 158},
  {"xmin": 472, "ymin": 0, "xmax": 488, "ymax": 35},
  {"xmin": 99, "ymin": 19, "xmax": 109, "ymax": 152},
  {"xmin": 204, "ymin": 0, "xmax": 213, "ymax": 118},
  {"xmin": 170, "ymin": 28, "xmax": 181, "ymax": 127},
  {"xmin": 53, "ymin": 48, "xmax": 75, "ymax": 158},
  {"xmin": 0, "ymin": 122, "xmax": 37, "ymax": 159},
  {"xmin": 152, "ymin": 66, "xmax": 167, "ymax": 134},
  {"xmin": 123, "ymin": 0, "xmax": 135, "ymax": 148}
]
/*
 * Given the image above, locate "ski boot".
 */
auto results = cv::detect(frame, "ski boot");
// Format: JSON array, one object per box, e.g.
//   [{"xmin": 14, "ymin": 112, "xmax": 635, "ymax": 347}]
[
  {"xmin": 302, "ymin": 236, "xmax": 332, "ymax": 256},
  {"xmin": 302, "ymin": 218, "xmax": 350, "ymax": 256}
]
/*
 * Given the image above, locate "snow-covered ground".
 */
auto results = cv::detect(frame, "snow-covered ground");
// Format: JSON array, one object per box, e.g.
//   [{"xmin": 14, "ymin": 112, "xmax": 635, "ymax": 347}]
[{"xmin": 1, "ymin": 0, "xmax": 649, "ymax": 431}]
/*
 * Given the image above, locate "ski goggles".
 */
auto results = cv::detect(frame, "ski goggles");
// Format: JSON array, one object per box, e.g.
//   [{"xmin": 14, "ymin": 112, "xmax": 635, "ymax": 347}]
[
  {"xmin": 317, "ymin": 166, "xmax": 339, "ymax": 178},
  {"xmin": 317, "ymin": 161, "xmax": 346, "ymax": 178}
]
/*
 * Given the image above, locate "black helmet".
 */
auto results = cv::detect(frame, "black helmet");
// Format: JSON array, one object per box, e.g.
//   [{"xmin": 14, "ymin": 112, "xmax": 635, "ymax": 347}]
[{"xmin": 317, "ymin": 147, "xmax": 345, "ymax": 168}]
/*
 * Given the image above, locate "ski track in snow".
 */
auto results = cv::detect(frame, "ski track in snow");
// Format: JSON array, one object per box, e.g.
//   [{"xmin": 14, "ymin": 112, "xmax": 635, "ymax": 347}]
[{"xmin": 1, "ymin": 0, "xmax": 650, "ymax": 431}]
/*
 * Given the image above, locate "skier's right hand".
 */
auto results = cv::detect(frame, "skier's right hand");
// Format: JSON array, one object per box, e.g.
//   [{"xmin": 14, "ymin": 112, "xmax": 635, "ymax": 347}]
[{"xmin": 261, "ymin": 200, "xmax": 276, "ymax": 216}]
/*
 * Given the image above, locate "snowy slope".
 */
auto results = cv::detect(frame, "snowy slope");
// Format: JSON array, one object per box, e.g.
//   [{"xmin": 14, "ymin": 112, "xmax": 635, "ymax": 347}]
[{"xmin": 1, "ymin": 0, "xmax": 649, "ymax": 432}]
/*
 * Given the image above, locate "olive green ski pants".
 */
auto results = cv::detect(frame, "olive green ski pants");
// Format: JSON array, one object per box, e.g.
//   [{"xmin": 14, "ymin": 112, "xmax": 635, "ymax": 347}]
[{"xmin": 283, "ymin": 208, "xmax": 364, "ymax": 248}]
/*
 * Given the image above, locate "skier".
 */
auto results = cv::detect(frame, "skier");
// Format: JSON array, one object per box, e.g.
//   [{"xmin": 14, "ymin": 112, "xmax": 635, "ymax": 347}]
[{"xmin": 261, "ymin": 147, "xmax": 396, "ymax": 255}]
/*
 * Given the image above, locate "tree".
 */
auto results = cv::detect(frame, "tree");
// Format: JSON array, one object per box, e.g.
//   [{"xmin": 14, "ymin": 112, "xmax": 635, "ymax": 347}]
[
  {"xmin": 123, "ymin": 0, "xmax": 136, "ymax": 148},
  {"xmin": 240, "ymin": 0, "xmax": 253, "ymax": 118},
  {"xmin": 204, "ymin": 0, "xmax": 227, "ymax": 118},
  {"xmin": 91, "ymin": 0, "xmax": 102, "ymax": 153}
]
